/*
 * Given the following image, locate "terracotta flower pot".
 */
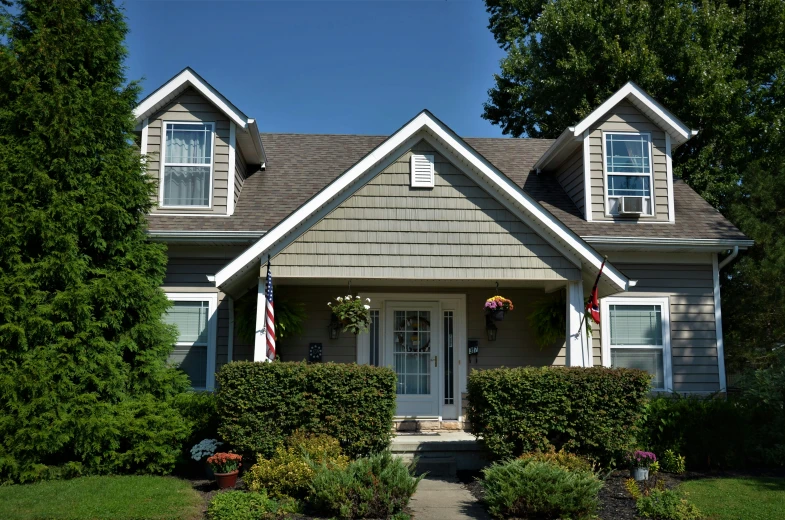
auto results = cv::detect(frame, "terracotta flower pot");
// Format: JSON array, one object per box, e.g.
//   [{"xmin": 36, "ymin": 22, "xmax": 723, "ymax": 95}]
[{"xmin": 214, "ymin": 470, "xmax": 239, "ymax": 489}]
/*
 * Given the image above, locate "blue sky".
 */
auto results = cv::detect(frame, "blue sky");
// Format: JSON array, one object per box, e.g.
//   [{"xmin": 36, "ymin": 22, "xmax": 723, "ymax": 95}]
[{"xmin": 123, "ymin": 0, "xmax": 507, "ymax": 137}]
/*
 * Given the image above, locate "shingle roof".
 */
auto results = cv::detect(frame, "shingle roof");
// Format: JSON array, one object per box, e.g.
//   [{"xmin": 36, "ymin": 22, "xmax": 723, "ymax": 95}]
[{"xmin": 146, "ymin": 133, "xmax": 747, "ymax": 241}]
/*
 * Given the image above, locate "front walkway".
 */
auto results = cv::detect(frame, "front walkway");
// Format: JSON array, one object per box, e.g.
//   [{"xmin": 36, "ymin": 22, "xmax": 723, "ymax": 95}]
[{"xmin": 409, "ymin": 478, "xmax": 489, "ymax": 520}]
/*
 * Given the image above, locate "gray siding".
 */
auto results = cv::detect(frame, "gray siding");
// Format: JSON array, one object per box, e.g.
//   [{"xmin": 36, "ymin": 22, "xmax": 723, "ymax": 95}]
[
  {"xmin": 277, "ymin": 285, "xmax": 565, "ymax": 368},
  {"xmin": 588, "ymin": 100, "xmax": 670, "ymax": 221},
  {"xmin": 555, "ymin": 149, "xmax": 585, "ymax": 216},
  {"xmin": 146, "ymin": 87, "xmax": 231, "ymax": 215},
  {"xmin": 163, "ymin": 246, "xmax": 248, "ymax": 373},
  {"xmin": 592, "ymin": 262, "xmax": 720, "ymax": 392},
  {"xmin": 274, "ymin": 141, "xmax": 580, "ymax": 281}
]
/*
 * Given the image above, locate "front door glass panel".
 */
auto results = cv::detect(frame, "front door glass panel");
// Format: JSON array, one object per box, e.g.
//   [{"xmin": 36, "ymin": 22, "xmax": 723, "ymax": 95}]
[{"xmin": 393, "ymin": 310, "xmax": 431, "ymax": 395}]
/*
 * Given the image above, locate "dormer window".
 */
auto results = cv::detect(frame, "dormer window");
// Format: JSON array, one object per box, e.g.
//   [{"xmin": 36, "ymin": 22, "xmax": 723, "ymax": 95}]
[
  {"xmin": 161, "ymin": 122, "xmax": 214, "ymax": 207},
  {"xmin": 604, "ymin": 132, "xmax": 652, "ymax": 216}
]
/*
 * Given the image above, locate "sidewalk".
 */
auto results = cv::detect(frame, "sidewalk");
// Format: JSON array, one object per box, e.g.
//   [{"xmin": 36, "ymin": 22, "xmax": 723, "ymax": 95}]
[{"xmin": 409, "ymin": 477, "xmax": 489, "ymax": 520}]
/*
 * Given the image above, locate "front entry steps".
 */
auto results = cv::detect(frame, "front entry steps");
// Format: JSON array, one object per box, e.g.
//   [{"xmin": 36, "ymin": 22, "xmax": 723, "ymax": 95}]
[
  {"xmin": 393, "ymin": 419, "xmax": 467, "ymax": 432},
  {"xmin": 390, "ymin": 431, "xmax": 490, "ymax": 477}
]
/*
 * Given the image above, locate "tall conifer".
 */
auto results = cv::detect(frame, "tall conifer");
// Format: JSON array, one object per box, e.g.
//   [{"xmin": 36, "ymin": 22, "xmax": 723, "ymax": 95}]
[{"xmin": 0, "ymin": 0, "xmax": 189, "ymax": 482}]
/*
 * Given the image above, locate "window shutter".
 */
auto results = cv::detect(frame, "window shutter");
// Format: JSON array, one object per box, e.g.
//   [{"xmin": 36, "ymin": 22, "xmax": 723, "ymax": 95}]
[{"xmin": 410, "ymin": 153, "xmax": 435, "ymax": 188}]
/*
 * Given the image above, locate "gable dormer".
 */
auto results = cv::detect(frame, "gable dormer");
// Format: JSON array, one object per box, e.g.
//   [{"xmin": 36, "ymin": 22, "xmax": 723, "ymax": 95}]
[
  {"xmin": 133, "ymin": 68, "xmax": 265, "ymax": 216},
  {"xmin": 533, "ymin": 83, "xmax": 697, "ymax": 224}
]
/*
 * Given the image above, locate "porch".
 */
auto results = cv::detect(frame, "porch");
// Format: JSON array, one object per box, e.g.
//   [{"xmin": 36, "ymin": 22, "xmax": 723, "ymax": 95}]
[{"xmin": 251, "ymin": 280, "xmax": 595, "ymax": 425}]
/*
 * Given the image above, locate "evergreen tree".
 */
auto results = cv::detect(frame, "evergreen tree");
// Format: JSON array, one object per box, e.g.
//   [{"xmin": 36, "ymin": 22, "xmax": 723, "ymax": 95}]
[
  {"xmin": 482, "ymin": 0, "xmax": 785, "ymax": 368},
  {"xmin": 0, "ymin": 0, "xmax": 190, "ymax": 483}
]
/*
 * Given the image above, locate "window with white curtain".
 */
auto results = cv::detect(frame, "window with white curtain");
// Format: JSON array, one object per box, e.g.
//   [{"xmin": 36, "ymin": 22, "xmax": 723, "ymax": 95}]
[
  {"xmin": 163, "ymin": 297, "xmax": 216, "ymax": 390},
  {"xmin": 161, "ymin": 122, "xmax": 214, "ymax": 207},
  {"xmin": 604, "ymin": 132, "xmax": 653, "ymax": 215},
  {"xmin": 602, "ymin": 298, "xmax": 671, "ymax": 391}
]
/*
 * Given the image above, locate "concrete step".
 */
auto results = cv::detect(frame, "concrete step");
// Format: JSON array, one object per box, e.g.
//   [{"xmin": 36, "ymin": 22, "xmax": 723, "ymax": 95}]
[
  {"xmin": 397, "ymin": 454, "xmax": 457, "ymax": 477},
  {"xmin": 391, "ymin": 432, "xmax": 491, "ymax": 475}
]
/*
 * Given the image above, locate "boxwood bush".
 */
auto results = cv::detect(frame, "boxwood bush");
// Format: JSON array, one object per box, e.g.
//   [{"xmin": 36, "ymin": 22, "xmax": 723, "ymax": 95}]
[
  {"xmin": 467, "ymin": 366, "xmax": 650, "ymax": 464},
  {"xmin": 216, "ymin": 362, "xmax": 396, "ymax": 458}
]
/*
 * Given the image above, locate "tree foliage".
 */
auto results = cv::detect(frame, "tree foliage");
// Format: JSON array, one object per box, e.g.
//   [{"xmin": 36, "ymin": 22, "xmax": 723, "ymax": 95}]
[
  {"xmin": 483, "ymin": 0, "xmax": 785, "ymax": 367},
  {"xmin": 0, "ymin": 0, "xmax": 190, "ymax": 482}
]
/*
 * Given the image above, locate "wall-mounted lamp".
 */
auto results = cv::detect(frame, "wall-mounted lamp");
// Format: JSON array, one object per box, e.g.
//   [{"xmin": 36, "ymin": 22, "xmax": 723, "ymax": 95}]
[
  {"xmin": 328, "ymin": 315, "xmax": 341, "ymax": 340},
  {"xmin": 485, "ymin": 316, "xmax": 498, "ymax": 342}
]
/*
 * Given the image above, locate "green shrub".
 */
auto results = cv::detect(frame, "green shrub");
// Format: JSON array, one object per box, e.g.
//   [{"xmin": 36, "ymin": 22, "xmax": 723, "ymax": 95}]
[
  {"xmin": 519, "ymin": 449, "xmax": 596, "ymax": 473},
  {"xmin": 660, "ymin": 450, "xmax": 686, "ymax": 474},
  {"xmin": 636, "ymin": 489, "xmax": 702, "ymax": 520},
  {"xmin": 207, "ymin": 490, "xmax": 300, "ymax": 520},
  {"xmin": 481, "ymin": 458, "xmax": 602, "ymax": 519},
  {"xmin": 247, "ymin": 432, "xmax": 349, "ymax": 499},
  {"xmin": 737, "ymin": 353, "xmax": 785, "ymax": 466},
  {"xmin": 216, "ymin": 362, "xmax": 396, "ymax": 458},
  {"xmin": 174, "ymin": 391, "xmax": 219, "ymax": 444},
  {"xmin": 467, "ymin": 366, "xmax": 650, "ymax": 465},
  {"xmin": 308, "ymin": 451, "xmax": 422, "ymax": 519}
]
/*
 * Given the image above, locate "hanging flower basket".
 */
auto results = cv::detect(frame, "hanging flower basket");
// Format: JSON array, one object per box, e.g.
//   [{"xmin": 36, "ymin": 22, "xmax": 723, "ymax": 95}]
[
  {"xmin": 485, "ymin": 296, "xmax": 514, "ymax": 321},
  {"xmin": 327, "ymin": 295, "xmax": 371, "ymax": 335}
]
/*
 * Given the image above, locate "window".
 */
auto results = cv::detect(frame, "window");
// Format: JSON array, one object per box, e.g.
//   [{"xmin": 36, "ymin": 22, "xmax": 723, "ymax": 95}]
[
  {"xmin": 601, "ymin": 297, "xmax": 671, "ymax": 391},
  {"xmin": 161, "ymin": 122, "xmax": 214, "ymax": 207},
  {"xmin": 163, "ymin": 294, "xmax": 217, "ymax": 390},
  {"xmin": 604, "ymin": 132, "xmax": 652, "ymax": 215}
]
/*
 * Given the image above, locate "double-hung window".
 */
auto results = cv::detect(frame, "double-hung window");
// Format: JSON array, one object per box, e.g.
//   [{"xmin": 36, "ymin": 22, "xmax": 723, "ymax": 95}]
[
  {"xmin": 603, "ymin": 132, "xmax": 653, "ymax": 215},
  {"xmin": 601, "ymin": 297, "xmax": 672, "ymax": 391},
  {"xmin": 161, "ymin": 122, "xmax": 214, "ymax": 207},
  {"xmin": 163, "ymin": 293, "xmax": 217, "ymax": 390}
]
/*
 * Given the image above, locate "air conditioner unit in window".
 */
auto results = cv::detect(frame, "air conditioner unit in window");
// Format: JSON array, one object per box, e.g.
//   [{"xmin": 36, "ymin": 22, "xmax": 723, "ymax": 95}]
[{"xmin": 619, "ymin": 196, "xmax": 645, "ymax": 215}]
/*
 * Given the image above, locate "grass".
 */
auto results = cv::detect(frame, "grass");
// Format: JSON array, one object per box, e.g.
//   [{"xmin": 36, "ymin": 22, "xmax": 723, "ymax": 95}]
[
  {"xmin": 680, "ymin": 477, "xmax": 785, "ymax": 520},
  {"xmin": 0, "ymin": 475, "xmax": 203, "ymax": 520}
]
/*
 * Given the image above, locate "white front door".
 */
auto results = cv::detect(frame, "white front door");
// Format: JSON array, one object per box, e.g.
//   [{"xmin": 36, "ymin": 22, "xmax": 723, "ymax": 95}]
[{"xmin": 385, "ymin": 302, "xmax": 441, "ymax": 417}]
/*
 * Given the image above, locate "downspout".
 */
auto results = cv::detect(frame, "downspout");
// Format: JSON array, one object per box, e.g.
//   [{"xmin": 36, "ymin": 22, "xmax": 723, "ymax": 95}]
[
  {"xmin": 227, "ymin": 296, "xmax": 235, "ymax": 363},
  {"xmin": 718, "ymin": 246, "xmax": 739, "ymax": 270}
]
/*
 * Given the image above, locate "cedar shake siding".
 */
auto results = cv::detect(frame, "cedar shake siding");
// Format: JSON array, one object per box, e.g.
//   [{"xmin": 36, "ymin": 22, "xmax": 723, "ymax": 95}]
[
  {"xmin": 146, "ymin": 87, "xmax": 231, "ymax": 215},
  {"xmin": 587, "ymin": 100, "xmax": 670, "ymax": 221},
  {"xmin": 273, "ymin": 141, "xmax": 580, "ymax": 281}
]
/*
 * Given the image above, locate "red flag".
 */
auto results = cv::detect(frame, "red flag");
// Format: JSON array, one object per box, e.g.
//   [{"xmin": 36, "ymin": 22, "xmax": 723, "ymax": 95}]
[{"xmin": 586, "ymin": 258, "xmax": 607, "ymax": 324}]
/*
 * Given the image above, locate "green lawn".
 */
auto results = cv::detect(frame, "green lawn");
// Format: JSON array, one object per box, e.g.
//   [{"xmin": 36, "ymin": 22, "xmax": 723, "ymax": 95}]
[
  {"xmin": 0, "ymin": 475, "xmax": 203, "ymax": 520},
  {"xmin": 680, "ymin": 477, "xmax": 785, "ymax": 520}
]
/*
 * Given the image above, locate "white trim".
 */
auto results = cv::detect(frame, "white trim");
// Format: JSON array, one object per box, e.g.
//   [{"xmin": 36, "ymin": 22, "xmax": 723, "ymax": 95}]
[
  {"xmin": 712, "ymin": 254, "xmax": 728, "ymax": 392},
  {"xmin": 583, "ymin": 236, "xmax": 754, "ymax": 250},
  {"xmin": 665, "ymin": 134, "xmax": 675, "ymax": 223},
  {"xmin": 140, "ymin": 118, "xmax": 149, "ymax": 159},
  {"xmin": 566, "ymin": 281, "xmax": 588, "ymax": 367},
  {"xmin": 253, "ymin": 276, "xmax": 267, "ymax": 362},
  {"xmin": 159, "ymin": 121, "xmax": 215, "ymax": 210},
  {"xmin": 165, "ymin": 292, "xmax": 218, "ymax": 391},
  {"xmin": 573, "ymin": 82, "xmax": 692, "ymax": 144},
  {"xmin": 227, "ymin": 122, "xmax": 236, "ymax": 216},
  {"xmin": 214, "ymin": 111, "xmax": 630, "ymax": 293},
  {"xmin": 531, "ymin": 127, "xmax": 576, "ymax": 171},
  {"xmin": 582, "ymin": 130, "xmax": 592, "ymax": 221},
  {"xmin": 602, "ymin": 131, "xmax": 654, "ymax": 218},
  {"xmin": 135, "ymin": 68, "xmax": 249, "ymax": 130},
  {"xmin": 227, "ymin": 296, "xmax": 235, "ymax": 364},
  {"xmin": 600, "ymin": 296, "xmax": 672, "ymax": 392}
]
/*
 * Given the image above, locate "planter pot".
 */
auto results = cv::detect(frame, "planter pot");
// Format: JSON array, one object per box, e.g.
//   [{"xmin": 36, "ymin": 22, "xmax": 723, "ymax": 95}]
[
  {"xmin": 214, "ymin": 470, "xmax": 239, "ymax": 489},
  {"xmin": 489, "ymin": 310, "xmax": 506, "ymax": 321},
  {"xmin": 632, "ymin": 467, "xmax": 649, "ymax": 481}
]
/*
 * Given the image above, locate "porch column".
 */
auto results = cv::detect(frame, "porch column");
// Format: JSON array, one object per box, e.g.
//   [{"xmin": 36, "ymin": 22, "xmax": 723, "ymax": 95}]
[
  {"xmin": 566, "ymin": 281, "xmax": 590, "ymax": 367},
  {"xmin": 253, "ymin": 276, "xmax": 267, "ymax": 362}
]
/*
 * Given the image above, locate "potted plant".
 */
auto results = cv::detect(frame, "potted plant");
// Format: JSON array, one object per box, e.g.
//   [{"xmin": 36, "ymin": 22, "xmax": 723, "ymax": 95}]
[
  {"xmin": 190, "ymin": 438, "xmax": 222, "ymax": 479},
  {"xmin": 627, "ymin": 450, "xmax": 657, "ymax": 481},
  {"xmin": 327, "ymin": 295, "xmax": 371, "ymax": 335},
  {"xmin": 207, "ymin": 452, "xmax": 243, "ymax": 489},
  {"xmin": 485, "ymin": 295, "xmax": 514, "ymax": 321}
]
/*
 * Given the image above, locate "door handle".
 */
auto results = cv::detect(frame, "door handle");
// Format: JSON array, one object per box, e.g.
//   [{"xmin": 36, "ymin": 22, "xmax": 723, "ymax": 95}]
[{"xmin": 433, "ymin": 355, "xmax": 438, "ymax": 368}]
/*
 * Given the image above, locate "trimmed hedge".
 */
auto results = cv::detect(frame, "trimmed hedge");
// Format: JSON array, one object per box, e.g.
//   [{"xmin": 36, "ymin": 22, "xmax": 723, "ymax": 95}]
[
  {"xmin": 216, "ymin": 362, "xmax": 396, "ymax": 458},
  {"xmin": 467, "ymin": 366, "xmax": 650, "ymax": 464}
]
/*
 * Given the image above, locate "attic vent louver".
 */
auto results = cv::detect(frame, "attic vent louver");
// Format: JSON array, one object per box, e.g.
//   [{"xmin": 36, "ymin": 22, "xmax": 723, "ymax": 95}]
[{"xmin": 410, "ymin": 153, "xmax": 435, "ymax": 188}]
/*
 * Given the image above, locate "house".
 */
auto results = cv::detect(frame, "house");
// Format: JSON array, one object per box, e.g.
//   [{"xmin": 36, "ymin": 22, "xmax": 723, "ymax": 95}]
[{"xmin": 134, "ymin": 68, "xmax": 751, "ymax": 428}]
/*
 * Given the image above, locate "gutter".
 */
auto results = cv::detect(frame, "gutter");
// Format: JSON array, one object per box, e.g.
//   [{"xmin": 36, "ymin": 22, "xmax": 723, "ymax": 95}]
[
  {"xmin": 146, "ymin": 230, "xmax": 265, "ymax": 243},
  {"xmin": 582, "ymin": 236, "xmax": 754, "ymax": 250},
  {"xmin": 532, "ymin": 127, "xmax": 578, "ymax": 171}
]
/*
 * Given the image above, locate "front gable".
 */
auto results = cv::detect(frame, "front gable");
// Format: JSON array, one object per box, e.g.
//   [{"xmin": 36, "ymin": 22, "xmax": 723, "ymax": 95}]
[{"xmin": 274, "ymin": 141, "xmax": 579, "ymax": 281}]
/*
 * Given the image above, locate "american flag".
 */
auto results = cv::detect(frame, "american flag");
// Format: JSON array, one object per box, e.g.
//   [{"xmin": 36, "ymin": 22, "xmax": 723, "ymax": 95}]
[{"xmin": 265, "ymin": 260, "xmax": 276, "ymax": 360}]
